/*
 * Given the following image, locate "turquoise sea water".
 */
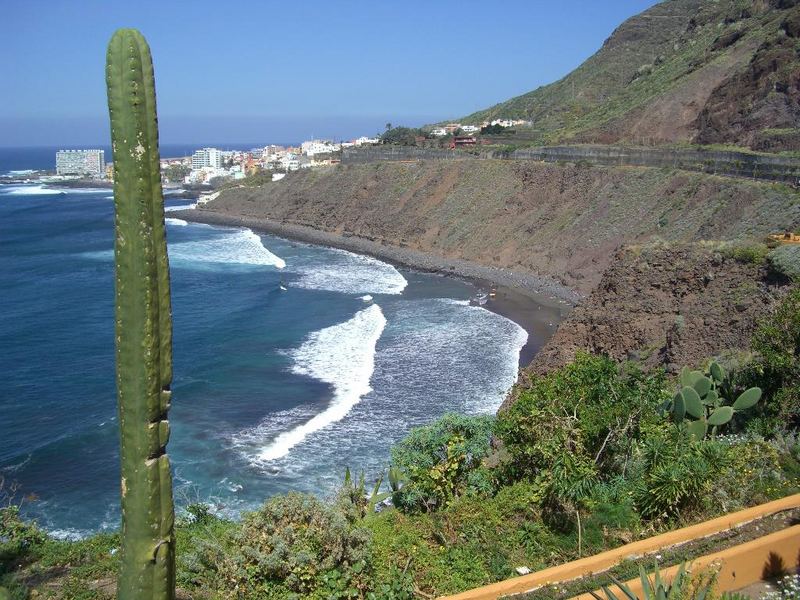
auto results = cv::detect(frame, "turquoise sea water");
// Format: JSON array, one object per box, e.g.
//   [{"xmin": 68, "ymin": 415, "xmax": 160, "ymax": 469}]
[{"xmin": 0, "ymin": 166, "xmax": 558, "ymax": 538}]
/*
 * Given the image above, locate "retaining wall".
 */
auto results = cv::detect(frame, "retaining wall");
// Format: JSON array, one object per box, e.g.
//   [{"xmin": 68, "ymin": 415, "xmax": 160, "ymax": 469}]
[{"xmin": 341, "ymin": 145, "xmax": 800, "ymax": 183}]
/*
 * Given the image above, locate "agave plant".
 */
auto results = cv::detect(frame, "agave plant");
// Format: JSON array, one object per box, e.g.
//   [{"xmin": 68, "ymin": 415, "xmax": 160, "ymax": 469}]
[
  {"xmin": 342, "ymin": 467, "xmax": 390, "ymax": 517},
  {"xmin": 591, "ymin": 563, "xmax": 714, "ymax": 600},
  {"xmin": 663, "ymin": 361, "xmax": 761, "ymax": 440}
]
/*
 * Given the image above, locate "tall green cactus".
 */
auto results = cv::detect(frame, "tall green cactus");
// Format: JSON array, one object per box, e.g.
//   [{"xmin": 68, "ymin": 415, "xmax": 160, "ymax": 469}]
[{"xmin": 106, "ymin": 29, "xmax": 175, "ymax": 599}]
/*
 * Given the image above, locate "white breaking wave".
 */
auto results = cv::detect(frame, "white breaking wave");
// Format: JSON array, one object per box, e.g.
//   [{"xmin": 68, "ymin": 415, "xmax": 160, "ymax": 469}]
[
  {"xmin": 82, "ymin": 227, "xmax": 286, "ymax": 270},
  {"xmin": 1, "ymin": 184, "xmax": 65, "ymax": 196},
  {"xmin": 49, "ymin": 528, "xmax": 90, "ymax": 541},
  {"xmin": 253, "ymin": 303, "xmax": 387, "ymax": 462},
  {"xmin": 441, "ymin": 298, "xmax": 470, "ymax": 306},
  {"xmin": 293, "ymin": 248, "xmax": 407, "ymax": 295},
  {"xmin": 360, "ymin": 295, "xmax": 373, "ymax": 302},
  {"xmin": 375, "ymin": 299, "xmax": 528, "ymax": 414},
  {"xmin": 54, "ymin": 187, "xmax": 109, "ymax": 194},
  {"xmin": 166, "ymin": 217, "xmax": 188, "ymax": 226},
  {"xmin": 165, "ymin": 202, "xmax": 197, "ymax": 211},
  {"xmin": 169, "ymin": 228, "xmax": 286, "ymax": 269}
]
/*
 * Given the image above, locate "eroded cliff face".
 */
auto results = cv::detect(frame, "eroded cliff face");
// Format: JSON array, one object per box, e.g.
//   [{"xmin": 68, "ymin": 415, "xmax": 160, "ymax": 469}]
[
  {"xmin": 204, "ymin": 160, "xmax": 800, "ymax": 296},
  {"xmin": 517, "ymin": 243, "xmax": 790, "ymax": 381}
]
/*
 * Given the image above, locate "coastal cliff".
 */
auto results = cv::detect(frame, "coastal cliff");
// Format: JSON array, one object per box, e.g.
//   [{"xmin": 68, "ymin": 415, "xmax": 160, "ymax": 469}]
[
  {"xmin": 195, "ymin": 160, "xmax": 799, "ymax": 297},
  {"xmin": 501, "ymin": 242, "xmax": 794, "ymax": 409}
]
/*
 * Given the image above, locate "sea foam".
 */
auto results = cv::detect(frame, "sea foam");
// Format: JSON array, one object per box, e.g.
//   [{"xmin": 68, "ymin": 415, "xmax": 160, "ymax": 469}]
[
  {"xmin": 168, "ymin": 228, "xmax": 286, "ymax": 269},
  {"xmin": 293, "ymin": 248, "xmax": 406, "ymax": 295},
  {"xmin": 165, "ymin": 202, "xmax": 197, "ymax": 211},
  {"xmin": 250, "ymin": 303, "xmax": 386, "ymax": 462},
  {"xmin": 81, "ymin": 226, "xmax": 286, "ymax": 270},
  {"xmin": 1, "ymin": 184, "xmax": 65, "ymax": 196},
  {"xmin": 376, "ymin": 298, "xmax": 528, "ymax": 414}
]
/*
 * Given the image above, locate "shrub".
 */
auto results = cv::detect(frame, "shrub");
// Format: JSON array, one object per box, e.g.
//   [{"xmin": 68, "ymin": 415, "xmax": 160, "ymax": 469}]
[
  {"xmin": 769, "ymin": 245, "xmax": 800, "ymax": 281},
  {"xmin": 335, "ymin": 469, "xmax": 390, "ymax": 522},
  {"xmin": 722, "ymin": 242, "xmax": 770, "ymax": 265},
  {"xmin": 739, "ymin": 286, "xmax": 800, "ymax": 431},
  {"xmin": 390, "ymin": 414, "xmax": 495, "ymax": 512},
  {"xmin": 712, "ymin": 435, "xmax": 789, "ymax": 509},
  {"xmin": 665, "ymin": 362, "xmax": 762, "ymax": 439},
  {"xmin": 217, "ymin": 492, "xmax": 371, "ymax": 596},
  {"xmin": 497, "ymin": 354, "xmax": 668, "ymax": 484},
  {"xmin": 0, "ymin": 506, "xmax": 46, "ymax": 568},
  {"xmin": 629, "ymin": 426, "xmax": 730, "ymax": 519}
]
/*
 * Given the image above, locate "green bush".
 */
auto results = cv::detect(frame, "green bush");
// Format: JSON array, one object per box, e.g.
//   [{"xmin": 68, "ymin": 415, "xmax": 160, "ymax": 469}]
[
  {"xmin": 0, "ymin": 507, "xmax": 46, "ymax": 569},
  {"xmin": 739, "ymin": 286, "xmax": 800, "ymax": 431},
  {"xmin": 714, "ymin": 436, "xmax": 791, "ymax": 508},
  {"xmin": 497, "ymin": 354, "xmax": 668, "ymax": 485},
  {"xmin": 628, "ymin": 426, "xmax": 731, "ymax": 519},
  {"xmin": 722, "ymin": 242, "xmax": 770, "ymax": 265},
  {"xmin": 390, "ymin": 414, "xmax": 495, "ymax": 512},
  {"xmin": 216, "ymin": 492, "xmax": 371, "ymax": 597},
  {"xmin": 769, "ymin": 245, "xmax": 800, "ymax": 281}
]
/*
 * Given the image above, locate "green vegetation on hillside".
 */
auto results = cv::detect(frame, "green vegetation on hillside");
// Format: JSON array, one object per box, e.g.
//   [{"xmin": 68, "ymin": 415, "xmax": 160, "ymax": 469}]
[
  {"xmin": 459, "ymin": 0, "xmax": 800, "ymax": 151},
  {"xmin": 2, "ymin": 286, "xmax": 799, "ymax": 598}
]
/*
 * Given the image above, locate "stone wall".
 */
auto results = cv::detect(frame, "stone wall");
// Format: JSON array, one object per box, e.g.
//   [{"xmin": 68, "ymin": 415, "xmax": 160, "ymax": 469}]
[{"xmin": 342, "ymin": 145, "xmax": 800, "ymax": 183}]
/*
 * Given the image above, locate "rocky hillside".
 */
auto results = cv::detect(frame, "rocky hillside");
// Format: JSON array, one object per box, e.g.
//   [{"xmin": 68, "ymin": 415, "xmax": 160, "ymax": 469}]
[
  {"xmin": 462, "ymin": 0, "xmax": 800, "ymax": 152},
  {"xmin": 201, "ymin": 160, "xmax": 800, "ymax": 296},
  {"xmin": 508, "ymin": 243, "xmax": 792, "ymax": 406}
]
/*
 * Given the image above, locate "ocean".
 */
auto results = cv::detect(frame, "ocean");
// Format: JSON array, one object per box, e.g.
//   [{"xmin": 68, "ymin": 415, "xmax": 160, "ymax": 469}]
[{"xmin": 0, "ymin": 151, "xmax": 561, "ymax": 538}]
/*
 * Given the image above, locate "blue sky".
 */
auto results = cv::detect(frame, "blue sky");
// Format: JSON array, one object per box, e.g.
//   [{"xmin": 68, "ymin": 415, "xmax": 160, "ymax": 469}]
[{"xmin": 1, "ymin": 0, "xmax": 659, "ymax": 146}]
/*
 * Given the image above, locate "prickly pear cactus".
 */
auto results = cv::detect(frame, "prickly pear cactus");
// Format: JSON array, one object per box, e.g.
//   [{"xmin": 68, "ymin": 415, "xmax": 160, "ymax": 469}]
[
  {"xmin": 666, "ymin": 362, "xmax": 761, "ymax": 440},
  {"xmin": 106, "ymin": 28, "xmax": 175, "ymax": 599}
]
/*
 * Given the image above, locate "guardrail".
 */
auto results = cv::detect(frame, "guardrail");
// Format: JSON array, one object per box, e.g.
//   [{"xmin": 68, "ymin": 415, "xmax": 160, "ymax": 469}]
[{"xmin": 440, "ymin": 494, "xmax": 800, "ymax": 600}]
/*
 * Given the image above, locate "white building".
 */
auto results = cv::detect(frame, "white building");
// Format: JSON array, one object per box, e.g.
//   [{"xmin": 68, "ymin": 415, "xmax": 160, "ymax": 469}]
[
  {"xmin": 430, "ymin": 127, "xmax": 447, "ymax": 137},
  {"xmin": 301, "ymin": 140, "xmax": 341, "ymax": 157},
  {"xmin": 55, "ymin": 149, "xmax": 105, "ymax": 177},
  {"xmin": 191, "ymin": 148, "xmax": 223, "ymax": 170},
  {"xmin": 354, "ymin": 136, "xmax": 380, "ymax": 146},
  {"xmin": 483, "ymin": 118, "xmax": 530, "ymax": 129},
  {"xmin": 461, "ymin": 125, "xmax": 480, "ymax": 133}
]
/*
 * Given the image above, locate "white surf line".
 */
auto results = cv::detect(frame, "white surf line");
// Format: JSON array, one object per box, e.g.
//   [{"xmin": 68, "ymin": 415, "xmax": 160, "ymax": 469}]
[
  {"xmin": 167, "ymin": 227, "xmax": 286, "ymax": 269},
  {"xmin": 257, "ymin": 303, "xmax": 387, "ymax": 461},
  {"xmin": 293, "ymin": 247, "xmax": 407, "ymax": 295}
]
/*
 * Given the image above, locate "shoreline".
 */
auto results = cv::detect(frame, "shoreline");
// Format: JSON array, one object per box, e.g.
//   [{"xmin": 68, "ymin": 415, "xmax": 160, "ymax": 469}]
[{"xmin": 172, "ymin": 207, "xmax": 578, "ymax": 367}]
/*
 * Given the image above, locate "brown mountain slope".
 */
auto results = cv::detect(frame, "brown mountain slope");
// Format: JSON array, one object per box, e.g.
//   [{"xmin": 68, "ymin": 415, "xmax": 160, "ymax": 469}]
[
  {"xmin": 461, "ymin": 0, "xmax": 800, "ymax": 151},
  {"xmin": 199, "ymin": 160, "xmax": 800, "ymax": 296}
]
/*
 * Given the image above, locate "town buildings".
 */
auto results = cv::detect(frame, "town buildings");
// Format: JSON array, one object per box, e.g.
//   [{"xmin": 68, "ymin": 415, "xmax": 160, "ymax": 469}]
[
  {"xmin": 191, "ymin": 147, "xmax": 223, "ymax": 170},
  {"xmin": 300, "ymin": 140, "xmax": 341, "ymax": 157},
  {"xmin": 55, "ymin": 149, "xmax": 105, "ymax": 178}
]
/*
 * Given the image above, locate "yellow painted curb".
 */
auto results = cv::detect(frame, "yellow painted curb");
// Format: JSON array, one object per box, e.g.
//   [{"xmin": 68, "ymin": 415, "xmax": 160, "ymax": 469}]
[
  {"xmin": 573, "ymin": 524, "xmax": 800, "ymax": 599},
  {"xmin": 440, "ymin": 494, "xmax": 800, "ymax": 599}
]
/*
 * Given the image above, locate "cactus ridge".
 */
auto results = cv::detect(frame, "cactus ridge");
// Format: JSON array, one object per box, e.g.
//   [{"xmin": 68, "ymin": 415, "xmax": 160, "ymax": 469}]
[{"xmin": 107, "ymin": 28, "xmax": 175, "ymax": 600}]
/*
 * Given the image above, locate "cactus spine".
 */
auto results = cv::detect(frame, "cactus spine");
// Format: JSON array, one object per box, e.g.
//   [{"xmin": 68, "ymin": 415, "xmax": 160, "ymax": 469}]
[{"xmin": 106, "ymin": 29, "xmax": 175, "ymax": 599}]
